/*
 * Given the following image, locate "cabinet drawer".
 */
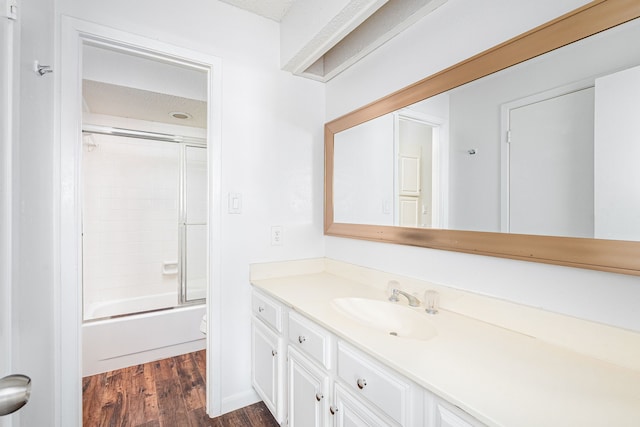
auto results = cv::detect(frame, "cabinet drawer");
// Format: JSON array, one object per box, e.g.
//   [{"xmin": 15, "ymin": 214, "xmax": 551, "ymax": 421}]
[
  {"xmin": 252, "ymin": 290, "xmax": 283, "ymax": 333},
  {"xmin": 288, "ymin": 311, "xmax": 332, "ymax": 370},
  {"xmin": 337, "ymin": 341, "xmax": 411, "ymax": 426}
]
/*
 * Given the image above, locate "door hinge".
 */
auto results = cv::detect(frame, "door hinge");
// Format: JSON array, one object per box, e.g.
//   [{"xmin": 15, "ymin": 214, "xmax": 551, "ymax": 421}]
[
  {"xmin": 1, "ymin": 0, "xmax": 17, "ymax": 20},
  {"xmin": 506, "ymin": 130, "xmax": 512, "ymax": 143}
]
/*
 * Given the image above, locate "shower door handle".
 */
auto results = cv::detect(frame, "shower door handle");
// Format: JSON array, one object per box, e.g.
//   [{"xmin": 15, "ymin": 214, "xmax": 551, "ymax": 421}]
[{"xmin": 0, "ymin": 374, "xmax": 31, "ymax": 416}]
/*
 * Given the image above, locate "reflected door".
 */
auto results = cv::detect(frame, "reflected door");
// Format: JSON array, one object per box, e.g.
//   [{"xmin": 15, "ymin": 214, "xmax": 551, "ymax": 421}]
[{"xmin": 508, "ymin": 87, "xmax": 594, "ymax": 237}]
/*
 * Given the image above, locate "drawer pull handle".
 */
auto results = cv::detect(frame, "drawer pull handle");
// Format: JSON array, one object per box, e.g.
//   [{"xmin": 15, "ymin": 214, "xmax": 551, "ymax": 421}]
[
  {"xmin": 315, "ymin": 392, "xmax": 323, "ymax": 402},
  {"xmin": 271, "ymin": 349, "xmax": 277, "ymax": 357},
  {"xmin": 356, "ymin": 378, "xmax": 367, "ymax": 389},
  {"xmin": 298, "ymin": 335, "xmax": 306, "ymax": 344},
  {"xmin": 329, "ymin": 405, "xmax": 338, "ymax": 415},
  {"xmin": 258, "ymin": 306, "xmax": 265, "ymax": 313}
]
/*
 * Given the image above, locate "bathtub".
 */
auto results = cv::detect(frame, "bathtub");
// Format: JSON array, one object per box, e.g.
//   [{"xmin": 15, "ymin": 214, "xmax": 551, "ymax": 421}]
[{"xmin": 82, "ymin": 300, "xmax": 206, "ymax": 376}]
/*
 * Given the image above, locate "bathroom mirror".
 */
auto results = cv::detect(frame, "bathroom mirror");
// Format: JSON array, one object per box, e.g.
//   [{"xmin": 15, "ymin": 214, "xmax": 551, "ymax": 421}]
[{"xmin": 325, "ymin": 1, "xmax": 640, "ymax": 275}]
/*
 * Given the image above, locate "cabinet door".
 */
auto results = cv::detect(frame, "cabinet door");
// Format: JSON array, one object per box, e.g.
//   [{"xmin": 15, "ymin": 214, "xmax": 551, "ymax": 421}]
[
  {"xmin": 252, "ymin": 317, "xmax": 283, "ymax": 423},
  {"xmin": 433, "ymin": 401, "xmax": 484, "ymax": 427},
  {"xmin": 332, "ymin": 383, "xmax": 397, "ymax": 427},
  {"xmin": 288, "ymin": 347, "xmax": 329, "ymax": 427}
]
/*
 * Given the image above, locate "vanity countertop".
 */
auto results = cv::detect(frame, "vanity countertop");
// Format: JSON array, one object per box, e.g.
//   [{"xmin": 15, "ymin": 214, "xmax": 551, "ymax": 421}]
[{"xmin": 251, "ymin": 260, "xmax": 640, "ymax": 427}]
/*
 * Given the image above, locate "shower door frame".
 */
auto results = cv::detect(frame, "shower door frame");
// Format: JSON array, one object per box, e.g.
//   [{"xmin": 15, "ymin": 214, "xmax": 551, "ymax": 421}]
[{"xmin": 59, "ymin": 17, "xmax": 223, "ymax": 425}]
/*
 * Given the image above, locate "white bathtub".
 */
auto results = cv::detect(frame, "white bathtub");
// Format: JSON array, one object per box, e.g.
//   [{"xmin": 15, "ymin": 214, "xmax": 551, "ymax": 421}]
[{"xmin": 82, "ymin": 302, "xmax": 206, "ymax": 376}]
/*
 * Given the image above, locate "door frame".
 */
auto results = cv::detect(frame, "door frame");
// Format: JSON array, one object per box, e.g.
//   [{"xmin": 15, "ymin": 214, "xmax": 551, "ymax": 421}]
[
  {"xmin": 499, "ymin": 79, "xmax": 594, "ymax": 233},
  {"xmin": 58, "ymin": 17, "xmax": 223, "ymax": 425}
]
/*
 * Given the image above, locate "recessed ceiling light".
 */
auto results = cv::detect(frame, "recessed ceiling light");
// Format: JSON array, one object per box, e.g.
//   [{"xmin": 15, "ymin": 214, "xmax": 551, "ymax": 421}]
[{"xmin": 170, "ymin": 111, "xmax": 192, "ymax": 120}]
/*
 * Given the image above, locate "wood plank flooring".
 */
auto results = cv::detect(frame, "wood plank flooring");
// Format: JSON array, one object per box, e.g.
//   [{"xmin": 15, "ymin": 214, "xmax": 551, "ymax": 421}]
[{"xmin": 83, "ymin": 350, "xmax": 279, "ymax": 427}]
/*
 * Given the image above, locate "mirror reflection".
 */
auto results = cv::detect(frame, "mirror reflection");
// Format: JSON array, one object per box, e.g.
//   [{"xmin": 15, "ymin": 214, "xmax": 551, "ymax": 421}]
[{"xmin": 333, "ymin": 17, "xmax": 640, "ymax": 241}]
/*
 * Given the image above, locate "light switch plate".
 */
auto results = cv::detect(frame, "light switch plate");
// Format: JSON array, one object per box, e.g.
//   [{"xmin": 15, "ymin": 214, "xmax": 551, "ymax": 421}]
[{"xmin": 228, "ymin": 193, "xmax": 242, "ymax": 214}]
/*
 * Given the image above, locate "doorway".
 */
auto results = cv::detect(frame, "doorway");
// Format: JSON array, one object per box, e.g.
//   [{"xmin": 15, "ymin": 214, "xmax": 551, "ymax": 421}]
[{"xmin": 60, "ymin": 18, "xmax": 223, "ymax": 423}]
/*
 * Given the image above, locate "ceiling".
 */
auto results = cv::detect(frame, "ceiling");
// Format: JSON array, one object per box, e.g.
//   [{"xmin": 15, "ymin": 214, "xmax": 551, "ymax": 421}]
[
  {"xmin": 219, "ymin": 0, "xmax": 297, "ymax": 22},
  {"xmin": 219, "ymin": 0, "xmax": 448, "ymax": 82},
  {"xmin": 81, "ymin": 0, "xmax": 447, "ymax": 129},
  {"xmin": 83, "ymin": 80, "xmax": 208, "ymax": 128}
]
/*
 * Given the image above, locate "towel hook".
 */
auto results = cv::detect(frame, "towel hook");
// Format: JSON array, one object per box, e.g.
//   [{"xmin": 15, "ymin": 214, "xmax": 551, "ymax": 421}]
[{"xmin": 33, "ymin": 60, "xmax": 53, "ymax": 76}]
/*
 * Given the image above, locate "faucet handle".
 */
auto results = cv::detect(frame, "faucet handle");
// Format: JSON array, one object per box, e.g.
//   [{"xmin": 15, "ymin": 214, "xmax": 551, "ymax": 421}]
[{"xmin": 387, "ymin": 280, "xmax": 400, "ymax": 299}]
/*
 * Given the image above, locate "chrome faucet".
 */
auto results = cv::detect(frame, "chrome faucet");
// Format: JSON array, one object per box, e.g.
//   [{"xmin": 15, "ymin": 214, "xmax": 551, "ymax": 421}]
[{"xmin": 388, "ymin": 288, "xmax": 421, "ymax": 307}]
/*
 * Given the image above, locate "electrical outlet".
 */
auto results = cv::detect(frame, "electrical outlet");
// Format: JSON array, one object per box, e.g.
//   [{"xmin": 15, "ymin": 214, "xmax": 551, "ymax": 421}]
[{"xmin": 271, "ymin": 226, "xmax": 283, "ymax": 246}]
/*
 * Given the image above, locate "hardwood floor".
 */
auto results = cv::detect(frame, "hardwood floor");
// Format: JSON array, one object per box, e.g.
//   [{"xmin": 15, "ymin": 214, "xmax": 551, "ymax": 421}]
[{"xmin": 83, "ymin": 350, "xmax": 279, "ymax": 427}]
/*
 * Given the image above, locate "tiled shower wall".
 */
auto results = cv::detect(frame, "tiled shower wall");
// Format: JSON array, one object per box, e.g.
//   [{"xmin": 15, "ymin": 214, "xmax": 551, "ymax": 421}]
[{"xmin": 82, "ymin": 134, "xmax": 180, "ymax": 316}]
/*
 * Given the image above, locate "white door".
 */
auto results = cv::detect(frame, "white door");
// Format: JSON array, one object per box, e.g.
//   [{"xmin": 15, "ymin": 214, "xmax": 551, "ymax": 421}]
[
  {"xmin": 288, "ymin": 348, "xmax": 329, "ymax": 427},
  {"xmin": 508, "ymin": 87, "xmax": 595, "ymax": 237},
  {"xmin": 398, "ymin": 147, "xmax": 421, "ymax": 197},
  {"xmin": 251, "ymin": 318, "xmax": 282, "ymax": 422},
  {"xmin": 399, "ymin": 197, "xmax": 420, "ymax": 227}
]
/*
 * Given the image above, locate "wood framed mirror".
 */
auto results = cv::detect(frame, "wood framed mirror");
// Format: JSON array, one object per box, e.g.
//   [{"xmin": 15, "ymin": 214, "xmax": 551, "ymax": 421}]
[{"xmin": 325, "ymin": 0, "xmax": 640, "ymax": 276}]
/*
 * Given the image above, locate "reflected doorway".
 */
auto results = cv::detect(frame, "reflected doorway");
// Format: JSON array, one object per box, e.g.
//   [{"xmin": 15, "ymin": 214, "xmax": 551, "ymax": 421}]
[{"xmin": 394, "ymin": 111, "xmax": 443, "ymax": 228}]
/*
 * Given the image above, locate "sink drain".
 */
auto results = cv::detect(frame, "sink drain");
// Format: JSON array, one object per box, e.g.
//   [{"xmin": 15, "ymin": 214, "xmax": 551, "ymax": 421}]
[{"xmin": 389, "ymin": 331, "xmax": 398, "ymax": 336}]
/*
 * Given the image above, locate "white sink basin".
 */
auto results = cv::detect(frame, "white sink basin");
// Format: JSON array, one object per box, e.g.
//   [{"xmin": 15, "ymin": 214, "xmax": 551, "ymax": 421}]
[{"xmin": 330, "ymin": 297, "xmax": 437, "ymax": 341}]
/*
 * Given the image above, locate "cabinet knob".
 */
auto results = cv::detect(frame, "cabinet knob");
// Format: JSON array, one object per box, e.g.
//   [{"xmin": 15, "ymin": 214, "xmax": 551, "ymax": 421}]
[
  {"xmin": 356, "ymin": 378, "xmax": 367, "ymax": 389},
  {"xmin": 298, "ymin": 335, "xmax": 306, "ymax": 344},
  {"xmin": 271, "ymin": 349, "xmax": 277, "ymax": 357},
  {"xmin": 258, "ymin": 306, "xmax": 265, "ymax": 313},
  {"xmin": 329, "ymin": 405, "xmax": 338, "ymax": 415},
  {"xmin": 315, "ymin": 392, "xmax": 323, "ymax": 402}
]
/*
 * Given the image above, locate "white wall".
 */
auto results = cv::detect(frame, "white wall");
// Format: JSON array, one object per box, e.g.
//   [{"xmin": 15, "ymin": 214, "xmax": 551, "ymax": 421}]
[
  {"xmin": 59, "ymin": 0, "xmax": 326, "ymax": 411},
  {"xmin": 325, "ymin": 0, "xmax": 640, "ymax": 333},
  {"xmin": 49, "ymin": 0, "xmax": 324, "ymax": 421},
  {"xmin": 333, "ymin": 113, "xmax": 394, "ymax": 225},
  {"xmin": 594, "ymin": 64, "xmax": 640, "ymax": 241},
  {"xmin": 12, "ymin": 0, "xmax": 56, "ymax": 425}
]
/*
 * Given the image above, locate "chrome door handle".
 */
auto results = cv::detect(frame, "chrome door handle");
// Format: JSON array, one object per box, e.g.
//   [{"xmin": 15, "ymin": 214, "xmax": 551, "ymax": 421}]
[{"xmin": 0, "ymin": 374, "xmax": 31, "ymax": 416}]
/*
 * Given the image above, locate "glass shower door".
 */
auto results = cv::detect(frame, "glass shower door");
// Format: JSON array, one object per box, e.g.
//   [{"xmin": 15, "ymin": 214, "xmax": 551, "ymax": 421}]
[{"xmin": 182, "ymin": 145, "xmax": 207, "ymax": 303}]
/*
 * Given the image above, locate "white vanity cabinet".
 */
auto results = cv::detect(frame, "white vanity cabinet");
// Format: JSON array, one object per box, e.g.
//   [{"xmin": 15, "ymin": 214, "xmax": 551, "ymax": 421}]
[
  {"xmin": 250, "ymin": 288, "xmax": 483, "ymax": 427},
  {"xmin": 251, "ymin": 290, "xmax": 286, "ymax": 424}
]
